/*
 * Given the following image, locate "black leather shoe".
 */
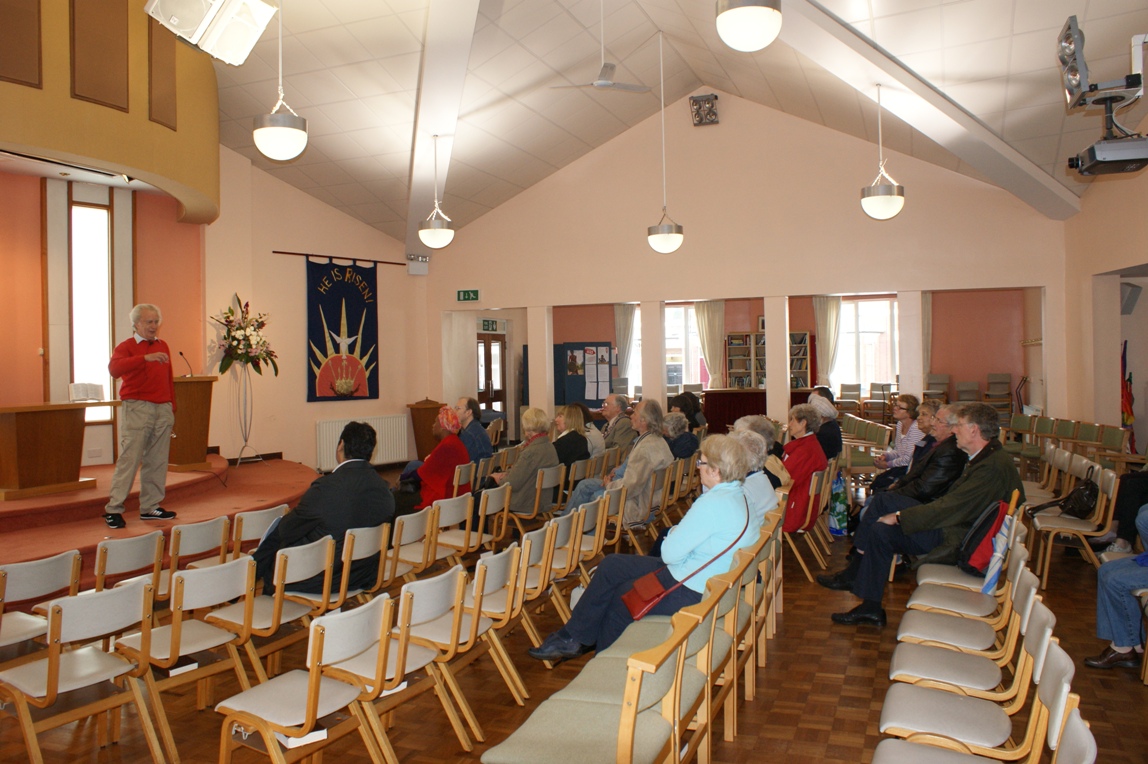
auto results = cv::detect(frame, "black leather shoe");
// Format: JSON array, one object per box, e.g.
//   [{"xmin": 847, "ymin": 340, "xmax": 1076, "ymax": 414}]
[
  {"xmin": 816, "ymin": 572, "xmax": 854, "ymax": 591},
  {"xmin": 1084, "ymin": 646, "xmax": 1141, "ymax": 670},
  {"xmin": 831, "ymin": 604, "xmax": 887, "ymax": 627},
  {"xmin": 528, "ymin": 633, "xmax": 591, "ymax": 662}
]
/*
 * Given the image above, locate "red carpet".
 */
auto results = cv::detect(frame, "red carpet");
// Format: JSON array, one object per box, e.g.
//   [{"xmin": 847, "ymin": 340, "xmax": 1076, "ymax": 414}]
[{"xmin": 0, "ymin": 456, "xmax": 318, "ymax": 588}]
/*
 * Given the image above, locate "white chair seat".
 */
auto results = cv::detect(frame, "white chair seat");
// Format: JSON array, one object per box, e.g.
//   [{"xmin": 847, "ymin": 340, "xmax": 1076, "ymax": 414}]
[
  {"xmin": 216, "ymin": 669, "xmax": 360, "ymax": 727},
  {"xmin": 410, "ymin": 610, "xmax": 494, "ymax": 646},
  {"xmin": 1031, "ymin": 514, "xmax": 1096, "ymax": 532},
  {"xmin": 879, "ymin": 683, "xmax": 1012, "ymax": 749},
  {"xmin": 0, "ymin": 645, "xmax": 133, "ymax": 697},
  {"xmin": 435, "ymin": 529, "xmax": 468, "ymax": 549},
  {"xmin": 888, "ymin": 643, "xmax": 1002, "ymax": 691},
  {"xmin": 0, "ymin": 611, "xmax": 48, "ymax": 648},
  {"xmin": 907, "ymin": 584, "xmax": 997, "ymax": 618},
  {"xmin": 118, "ymin": 619, "xmax": 238, "ymax": 662},
  {"xmin": 915, "ymin": 563, "xmax": 985, "ymax": 591},
  {"xmin": 213, "ymin": 596, "xmax": 312, "ymax": 631},
  {"xmin": 897, "ymin": 611, "xmax": 998, "ymax": 651},
  {"xmin": 480, "ymin": 697, "xmax": 671, "ymax": 764},
  {"xmin": 873, "ymin": 738, "xmax": 995, "ymax": 764}
]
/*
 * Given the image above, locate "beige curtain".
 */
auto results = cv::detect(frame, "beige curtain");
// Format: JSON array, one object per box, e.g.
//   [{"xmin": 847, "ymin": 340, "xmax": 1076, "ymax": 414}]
[
  {"xmin": 922, "ymin": 291, "xmax": 933, "ymax": 375},
  {"xmin": 694, "ymin": 300, "xmax": 725, "ymax": 389},
  {"xmin": 614, "ymin": 303, "xmax": 637, "ymax": 380},
  {"xmin": 812, "ymin": 295, "xmax": 841, "ymax": 387}
]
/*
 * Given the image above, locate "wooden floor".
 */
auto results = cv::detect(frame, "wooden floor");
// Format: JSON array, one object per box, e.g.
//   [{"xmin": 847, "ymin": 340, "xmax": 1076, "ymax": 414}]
[{"xmin": 2, "ymin": 537, "xmax": 1145, "ymax": 763}]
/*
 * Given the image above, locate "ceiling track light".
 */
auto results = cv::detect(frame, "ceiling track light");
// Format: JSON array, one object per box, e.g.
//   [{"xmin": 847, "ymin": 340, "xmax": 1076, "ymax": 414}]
[
  {"xmin": 648, "ymin": 33, "xmax": 683, "ymax": 254},
  {"xmin": 253, "ymin": 3, "xmax": 307, "ymax": 161},
  {"xmin": 716, "ymin": 0, "xmax": 782, "ymax": 53},
  {"xmin": 860, "ymin": 84, "xmax": 905, "ymax": 221},
  {"xmin": 419, "ymin": 134, "xmax": 455, "ymax": 250}
]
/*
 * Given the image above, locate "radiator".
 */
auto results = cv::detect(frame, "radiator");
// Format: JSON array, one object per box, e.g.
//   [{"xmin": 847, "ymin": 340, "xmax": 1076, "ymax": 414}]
[{"xmin": 315, "ymin": 415, "xmax": 409, "ymax": 472}]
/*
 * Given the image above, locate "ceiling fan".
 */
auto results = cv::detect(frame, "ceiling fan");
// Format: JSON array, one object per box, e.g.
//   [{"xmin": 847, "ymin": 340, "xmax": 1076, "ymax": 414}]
[{"xmin": 552, "ymin": 0, "xmax": 650, "ymax": 94}]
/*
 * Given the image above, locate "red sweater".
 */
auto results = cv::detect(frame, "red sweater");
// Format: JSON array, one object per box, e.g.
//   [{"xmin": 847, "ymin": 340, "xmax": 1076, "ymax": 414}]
[
  {"xmin": 109, "ymin": 337, "xmax": 175, "ymax": 406},
  {"xmin": 416, "ymin": 434, "xmax": 471, "ymax": 509},
  {"xmin": 782, "ymin": 434, "xmax": 828, "ymax": 533}
]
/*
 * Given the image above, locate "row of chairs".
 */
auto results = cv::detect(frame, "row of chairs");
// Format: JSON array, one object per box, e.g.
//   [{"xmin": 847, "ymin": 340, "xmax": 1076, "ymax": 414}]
[
  {"xmin": 873, "ymin": 500, "xmax": 1097, "ymax": 763},
  {"xmin": 840, "ymin": 414, "xmax": 894, "ymax": 491},
  {"xmin": 1001, "ymin": 414, "xmax": 1138, "ymax": 478},
  {"xmin": 483, "ymin": 508, "xmax": 786, "ymax": 764}
]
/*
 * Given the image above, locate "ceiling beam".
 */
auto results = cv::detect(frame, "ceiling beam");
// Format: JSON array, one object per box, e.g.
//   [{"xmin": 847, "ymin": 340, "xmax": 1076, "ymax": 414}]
[
  {"xmin": 405, "ymin": 0, "xmax": 482, "ymax": 274},
  {"xmin": 782, "ymin": 0, "xmax": 1081, "ymax": 221}
]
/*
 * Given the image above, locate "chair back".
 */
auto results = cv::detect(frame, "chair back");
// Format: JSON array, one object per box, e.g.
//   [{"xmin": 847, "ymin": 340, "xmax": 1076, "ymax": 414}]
[
  {"xmin": 601, "ymin": 484, "xmax": 627, "ymax": 551},
  {"xmin": 95, "ymin": 530, "xmax": 164, "ymax": 590},
  {"xmin": 548, "ymin": 507, "xmax": 585, "ymax": 580},
  {"xmin": 1, "ymin": 549, "xmax": 81, "ymax": 606},
  {"xmin": 452, "ymin": 461, "xmax": 475, "ymax": 498},
  {"xmin": 528, "ymin": 464, "xmax": 566, "ymax": 518},
  {"xmin": 1097, "ymin": 423, "xmax": 1128, "ymax": 453},
  {"xmin": 477, "ymin": 482, "xmax": 513, "ymax": 547},
  {"xmin": 401, "ymin": 565, "xmax": 472, "ymax": 656},
  {"xmin": 470, "ymin": 544, "xmax": 520, "ymax": 626},
  {"xmin": 1053, "ymin": 418, "xmax": 1079, "ymax": 442},
  {"xmin": 231, "ymin": 504, "xmax": 288, "ymax": 557},
  {"xmin": 338, "ymin": 523, "xmax": 390, "ymax": 599},
  {"xmin": 277, "ymin": 536, "xmax": 336, "ymax": 617},
  {"xmin": 600, "ymin": 447, "xmax": 620, "ymax": 479},
  {"xmin": 839, "ymin": 383, "xmax": 862, "ymax": 402},
  {"xmin": 315, "ymin": 593, "xmax": 395, "ymax": 700},
  {"xmin": 487, "ymin": 417, "xmax": 505, "ymax": 447},
  {"xmin": 391, "ymin": 505, "xmax": 436, "ymax": 579},
  {"xmin": 1052, "ymin": 703, "xmax": 1095, "ymax": 764},
  {"xmin": 954, "ymin": 381, "xmax": 979, "ymax": 401},
  {"xmin": 170, "ymin": 516, "xmax": 231, "ymax": 570},
  {"xmin": 432, "ymin": 494, "xmax": 476, "ymax": 563},
  {"xmin": 171, "ymin": 557, "xmax": 257, "ymax": 655},
  {"xmin": 521, "ymin": 522, "xmax": 558, "ymax": 602},
  {"xmin": 475, "ymin": 455, "xmax": 495, "ymax": 483},
  {"xmin": 1036, "ymin": 641, "xmax": 1076, "ymax": 750}
]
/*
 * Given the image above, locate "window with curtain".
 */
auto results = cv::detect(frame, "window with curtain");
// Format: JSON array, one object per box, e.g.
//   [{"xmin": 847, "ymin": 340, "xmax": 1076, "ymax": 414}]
[
  {"xmin": 664, "ymin": 304, "xmax": 708, "ymax": 387},
  {"xmin": 831, "ymin": 298, "xmax": 898, "ymax": 392}
]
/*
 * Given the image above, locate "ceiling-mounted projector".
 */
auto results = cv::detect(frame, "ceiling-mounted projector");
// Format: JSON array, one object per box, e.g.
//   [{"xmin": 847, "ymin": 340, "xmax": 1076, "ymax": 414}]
[
  {"xmin": 144, "ymin": 0, "xmax": 277, "ymax": 67},
  {"xmin": 1068, "ymin": 136, "xmax": 1148, "ymax": 175}
]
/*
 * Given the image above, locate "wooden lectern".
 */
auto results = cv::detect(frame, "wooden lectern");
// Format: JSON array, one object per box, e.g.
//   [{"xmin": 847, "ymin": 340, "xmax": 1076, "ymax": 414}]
[
  {"xmin": 407, "ymin": 398, "xmax": 443, "ymax": 461},
  {"xmin": 170, "ymin": 376, "xmax": 217, "ymax": 472},
  {"xmin": 0, "ymin": 402, "xmax": 116, "ymax": 500}
]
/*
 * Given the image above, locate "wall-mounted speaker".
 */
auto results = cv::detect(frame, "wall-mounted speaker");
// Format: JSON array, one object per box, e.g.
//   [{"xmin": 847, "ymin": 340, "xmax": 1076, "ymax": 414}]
[
  {"xmin": 145, "ymin": 0, "xmax": 276, "ymax": 67},
  {"xmin": 1121, "ymin": 282, "xmax": 1142, "ymax": 315}
]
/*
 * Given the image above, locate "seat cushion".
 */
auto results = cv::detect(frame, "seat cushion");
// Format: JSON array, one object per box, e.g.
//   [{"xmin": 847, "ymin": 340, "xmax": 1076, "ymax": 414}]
[
  {"xmin": 872, "ymin": 738, "xmax": 995, "ymax": 764},
  {"xmin": 889, "ymin": 643, "xmax": 1002, "ymax": 691},
  {"xmin": 897, "ymin": 611, "xmax": 997, "ymax": 651},
  {"xmin": 907, "ymin": 585, "xmax": 997, "ymax": 618},
  {"xmin": 879, "ymin": 683, "xmax": 1012, "ymax": 748},
  {"xmin": 915, "ymin": 564, "xmax": 983, "ymax": 591},
  {"xmin": 216, "ymin": 669, "xmax": 360, "ymax": 727}
]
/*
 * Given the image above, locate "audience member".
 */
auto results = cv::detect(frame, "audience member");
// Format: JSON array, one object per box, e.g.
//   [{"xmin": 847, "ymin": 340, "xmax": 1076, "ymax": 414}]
[
  {"xmin": 664, "ymin": 411, "xmax": 699, "ymax": 458},
  {"xmin": 527, "ymin": 434, "xmax": 759, "ymax": 661},
  {"xmin": 782, "ymin": 404, "xmax": 829, "ymax": 533},
  {"xmin": 489, "ymin": 407, "xmax": 560, "ymax": 517},
  {"xmin": 733, "ymin": 415, "xmax": 787, "ymax": 489},
  {"xmin": 553, "ymin": 405, "xmax": 590, "ymax": 467},
  {"xmin": 871, "ymin": 394, "xmax": 924, "ymax": 490},
  {"xmin": 808, "ymin": 386, "xmax": 843, "ymax": 459},
  {"xmin": 394, "ymin": 405, "xmax": 470, "ymax": 516},
  {"xmin": 455, "ymin": 396, "xmax": 493, "ymax": 465},
  {"xmin": 1097, "ymin": 463, "xmax": 1148, "ymax": 554},
  {"xmin": 253, "ymin": 422, "xmax": 394, "ymax": 593},
  {"xmin": 1084, "ymin": 502, "xmax": 1148, "ymax": 671},
  {"xmin": 729, "ymin": 429, "xmax": 780, "ymax": 526},
  {"xmin": 822, "ymin": 403, "xmax": 1023, "ymax": 627},
  {"xmin": 571, "ymin": 401, "xmax": 606, "ymax": 457},
  {"xmin": 669, "ymin": 393, "xmax": 704, "ymax": 429},
  {"xmin": 601, "ymin": 393, "xmax": 637, "ymax": 450}
]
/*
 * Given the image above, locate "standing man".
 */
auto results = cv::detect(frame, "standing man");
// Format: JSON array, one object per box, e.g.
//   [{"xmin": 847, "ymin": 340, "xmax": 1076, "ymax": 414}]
[
  {"xmin": 103, "ymin": 304, "xmax": 177, "ymax": 529},
  {"xmin": 601, "ymin": 393, "xmax": 637, "ymax": 450},
  {"xmin": 455, "ymin": 396, "xmax": 493, "ymax": 464}
]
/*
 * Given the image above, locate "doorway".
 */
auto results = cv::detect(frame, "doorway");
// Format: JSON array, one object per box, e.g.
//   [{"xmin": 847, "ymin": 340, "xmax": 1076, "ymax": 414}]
[{"xmin": 477, "ymin": 333, "xmax": 506, "ymax": 413}]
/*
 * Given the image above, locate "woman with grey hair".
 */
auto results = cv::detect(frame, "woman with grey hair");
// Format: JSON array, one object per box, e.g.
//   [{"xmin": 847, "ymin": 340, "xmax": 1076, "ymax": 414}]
[
  {"xmin": 663, "ymin": 411, "xmax": 699, "ymax": 459},
  {"xmin": 729, "ymin": 429, "xmax": 780, "ymax": 526},
  {"xmin": 733, "ymin": 415, "xmax": 786, "ymax": 488},
  {"xmin": 782, "ymin": 403, "xmax": 828, "ymax": 533},
  {"xmin": 808, "ymin": 388, "xmax": 842, "ymax": 459}
]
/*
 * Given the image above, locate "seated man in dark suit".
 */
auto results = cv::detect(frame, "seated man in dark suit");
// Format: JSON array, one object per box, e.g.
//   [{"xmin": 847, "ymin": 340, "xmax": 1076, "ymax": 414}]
[
  {"xmin": 254, "ymin": 421, "xmax": 395, "ymax": 593},
  {"xmin": 819, "ymin": 403, "xmax": 1023, "ymax": 627}
]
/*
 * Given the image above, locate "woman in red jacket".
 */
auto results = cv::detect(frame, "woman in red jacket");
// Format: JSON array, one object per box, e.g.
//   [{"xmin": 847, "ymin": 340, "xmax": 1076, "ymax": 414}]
[
  {"xmin": 782, "ymin": 403, "xmax": 828, "ymax": 533},
  {"xmin": 394, "ymin": 405, "xmax": 470, "ymax": 515}
]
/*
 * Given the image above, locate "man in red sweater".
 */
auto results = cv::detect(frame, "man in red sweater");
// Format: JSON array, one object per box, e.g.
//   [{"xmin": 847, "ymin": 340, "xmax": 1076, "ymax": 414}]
[{"xmin": 103, "ymin": 304, "xmax": 177, "ymax": 529}]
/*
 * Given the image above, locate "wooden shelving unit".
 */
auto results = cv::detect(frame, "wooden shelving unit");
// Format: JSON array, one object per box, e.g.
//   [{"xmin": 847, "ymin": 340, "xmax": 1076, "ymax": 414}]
[
  {"xmin": 789, "ymin": 332, "xmax": 810, "ymax": 389},
  {"xmin": 726, "ymin": 332, "xmax": 765, "ymax": 388}
]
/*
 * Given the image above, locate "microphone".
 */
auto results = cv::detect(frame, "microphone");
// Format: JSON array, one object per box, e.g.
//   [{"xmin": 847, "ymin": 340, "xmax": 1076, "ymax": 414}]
[{"xmin": 178, "ymin": 351, "xmax": 194, "ymax": 378}]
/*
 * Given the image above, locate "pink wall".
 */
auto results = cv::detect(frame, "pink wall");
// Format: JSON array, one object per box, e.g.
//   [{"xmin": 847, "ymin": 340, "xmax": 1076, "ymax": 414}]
[
  {"xmin": 0, "ymin": 173, "xmax": 44, "ymax": 406},
  {"xmin": 724, "ymin": 298, "xmax": 757, "ymax": 332},
  {"xmin": 553, "ymin": 304, "xmax": 614, "ymax": 344},
  {"xmin": 134, "ymin": 192, "xmax": 204, "ymax": 371},
  {"xmin": 789, "ymin": 296, "xmax": 815, "ymax": 334},
  {"xmin": 930, "ymin": 289, "xmax": 1025, "ymax": 399}
]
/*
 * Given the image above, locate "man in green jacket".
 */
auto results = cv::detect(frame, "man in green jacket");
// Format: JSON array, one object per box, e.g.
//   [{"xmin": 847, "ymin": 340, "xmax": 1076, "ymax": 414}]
[{"xmin": 827, "ymin": 402, "xmax": 1024, "ymax": 627}]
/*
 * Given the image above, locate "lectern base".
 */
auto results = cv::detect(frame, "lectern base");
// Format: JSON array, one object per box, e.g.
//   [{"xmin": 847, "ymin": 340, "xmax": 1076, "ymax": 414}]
[{"xmin": 0, "ymin": 477, "xmax": 97, "ymax": 501}]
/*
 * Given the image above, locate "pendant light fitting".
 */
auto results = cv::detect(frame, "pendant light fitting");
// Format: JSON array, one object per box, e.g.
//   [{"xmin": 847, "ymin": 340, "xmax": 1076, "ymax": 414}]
[
  {"xmin": 860, "ymin": 84, "xmax": 905, "ymax": 221},
  {"xmin": 648, "ymin": 33, "xmax": 683, "ymax": 254},
  {"xmin": 253, "ymin": 3, "xmax": 307, "ymax": 161},
  {"xmin": 418, "ymin": 134, "xmax": 455, "ymax": 249}
]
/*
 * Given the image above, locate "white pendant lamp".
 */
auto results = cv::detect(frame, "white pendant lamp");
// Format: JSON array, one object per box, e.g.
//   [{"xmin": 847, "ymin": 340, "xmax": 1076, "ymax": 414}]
[
  {"xmin": 716, "ymin": 0, "xmax": 782, "ymax": 53},
  {"xmin": 648, "ymin": 33, "xmax": 684, "ymax": 254},
  {"xmin": 418, "ymin": 135, "xmax": 455, "ymax": 249},
  {"xmin": 253, "ymin": 3, "xmax": 307, "ymax": 161},
  {"xmin": 860, "ymin": 84, "xmax": 905, "ymax": 221}
]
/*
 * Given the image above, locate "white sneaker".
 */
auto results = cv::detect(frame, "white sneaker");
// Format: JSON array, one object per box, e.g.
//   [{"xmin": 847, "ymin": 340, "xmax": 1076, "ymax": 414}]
[{"xmin": 1103, "ymin": 539, "xmax": 1132, "ymax": 554}]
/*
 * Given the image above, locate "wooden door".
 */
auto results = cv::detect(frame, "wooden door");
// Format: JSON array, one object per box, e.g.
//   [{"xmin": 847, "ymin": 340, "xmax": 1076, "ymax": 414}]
[{"xmin": 476, "ymin": 334, "xmax": 506, "ymax": 413}]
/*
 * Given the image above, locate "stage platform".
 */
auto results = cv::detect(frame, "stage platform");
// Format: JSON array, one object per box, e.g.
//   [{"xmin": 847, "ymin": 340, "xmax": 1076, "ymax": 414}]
[{"xmin": 0, "ymin": 455, "xmax": 319, "ymax": 588}]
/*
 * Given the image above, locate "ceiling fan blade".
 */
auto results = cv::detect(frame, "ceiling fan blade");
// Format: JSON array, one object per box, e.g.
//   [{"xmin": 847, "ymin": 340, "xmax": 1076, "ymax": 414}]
[
  {"xmin": 605, "ymin": 81, "xmax": 651, "ymax": 93},
  {"xmin": 596, "ymin": 62, "xmax": 617, "ymax": 83},
  {"xmin": 550, "ymin": 82, "xmax": 595, "ymax": 90}
]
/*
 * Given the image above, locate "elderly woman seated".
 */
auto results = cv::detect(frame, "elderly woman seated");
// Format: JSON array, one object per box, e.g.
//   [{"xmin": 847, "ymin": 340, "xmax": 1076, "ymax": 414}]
[
  {"xmin": 782, "ymin": 403, "xmax": 828, "ymax": 534},
  {"xmin": 553, "ymin": 404, "xmax": 590, "ymax": 468},
  {"xmin": 528, "ymin": 433, "xmax": 763, "ymax": 661},
  {"xmin": 489, "ymin": 407, "xmax": 559, "ymax": 517},
  {"xmin": 663, "ymin": 411, "xmax": 699, "ymax": 459},
  {"xmin": 733, "ymin": 415, "xmax": 788, "ymax": 489},
  {"xmin": 393, "ymin": 405, "xmax": 470, "ymax": 516}
]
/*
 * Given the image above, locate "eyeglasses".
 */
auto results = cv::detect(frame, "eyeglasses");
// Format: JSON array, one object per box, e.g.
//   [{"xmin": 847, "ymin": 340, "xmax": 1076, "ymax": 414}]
[
  {"xmin": 894, "ymin": 404, "xmax": 910, "ymax": 411},
  {"xmin": 697, "ymin": 460, "xmax": 709, "ymax": 467}
]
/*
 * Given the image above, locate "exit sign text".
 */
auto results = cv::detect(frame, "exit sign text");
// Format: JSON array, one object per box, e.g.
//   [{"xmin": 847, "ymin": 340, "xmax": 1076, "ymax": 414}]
[{"xmin": 457, "ymin": 289, "xmax": 479, "ymax": 302}]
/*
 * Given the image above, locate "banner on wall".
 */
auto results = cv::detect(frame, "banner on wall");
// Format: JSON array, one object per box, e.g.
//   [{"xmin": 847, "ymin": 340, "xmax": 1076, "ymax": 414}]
[{"xmin": 306, "ymin": 259, "xmax": 378, "ymax": 402}]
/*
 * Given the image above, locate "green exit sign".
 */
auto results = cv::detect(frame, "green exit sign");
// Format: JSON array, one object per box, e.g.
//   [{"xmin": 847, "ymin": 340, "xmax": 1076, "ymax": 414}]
[
  {"xmin": 481, "ymin": 319, "xmax": 498, "ymax": 332},
  {"xmin": 457, "ymin": 289, "xmax": 480, "ymax": 302}
]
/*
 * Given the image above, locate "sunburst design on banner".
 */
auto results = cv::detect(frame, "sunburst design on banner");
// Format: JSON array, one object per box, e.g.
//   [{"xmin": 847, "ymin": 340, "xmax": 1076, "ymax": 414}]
[{"xmin": 310, "ymin": 299, "xmax": 376, "ymax": 397}]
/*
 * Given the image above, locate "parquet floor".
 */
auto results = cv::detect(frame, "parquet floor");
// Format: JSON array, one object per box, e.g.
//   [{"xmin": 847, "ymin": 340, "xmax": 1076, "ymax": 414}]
[{"xmin": 2, "ymin": 540, "xmax": 1145, "ymax": 763}]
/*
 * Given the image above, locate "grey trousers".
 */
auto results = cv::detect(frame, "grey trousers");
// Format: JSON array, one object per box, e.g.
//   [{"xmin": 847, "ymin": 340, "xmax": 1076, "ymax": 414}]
[{"xmin": 105, "ymin": 399, "xmax": 174, "ymax": 514}]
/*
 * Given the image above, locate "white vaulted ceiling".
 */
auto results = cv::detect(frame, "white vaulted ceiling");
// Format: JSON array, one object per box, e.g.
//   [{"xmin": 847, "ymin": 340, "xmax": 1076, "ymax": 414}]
[{"xmin": 213, "ymin": 0, "xmax": 1148, "ymax": 245}]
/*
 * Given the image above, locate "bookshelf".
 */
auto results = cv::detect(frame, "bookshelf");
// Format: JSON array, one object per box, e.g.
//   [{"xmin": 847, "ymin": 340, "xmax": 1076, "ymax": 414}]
[
  {"xmin": 789, "ymin": 332, "xmax": 810, "ymax": 388},
  {"xmin": 726, "ymin": 332, "xmax": 765, "ymax": 388}
]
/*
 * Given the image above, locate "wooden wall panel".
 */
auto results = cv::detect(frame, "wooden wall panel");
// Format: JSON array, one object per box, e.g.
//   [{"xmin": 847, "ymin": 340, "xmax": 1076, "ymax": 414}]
[
  {"xmin": 0, "ymin": 0, "xmax": 42, "ymax": 87},
  {"xmin": 70, "ymin": 0, "xmax": 129, "ymax": 111},
  {"xmin": 148, "ymin": 18, "xmax": 177, "ymax": 130}
]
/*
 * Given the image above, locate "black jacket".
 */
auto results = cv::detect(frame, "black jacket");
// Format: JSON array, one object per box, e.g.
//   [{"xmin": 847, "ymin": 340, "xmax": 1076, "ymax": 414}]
[{"xmin": 890, "ymin": 435, "xmax": 966, "ymax": 503}]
